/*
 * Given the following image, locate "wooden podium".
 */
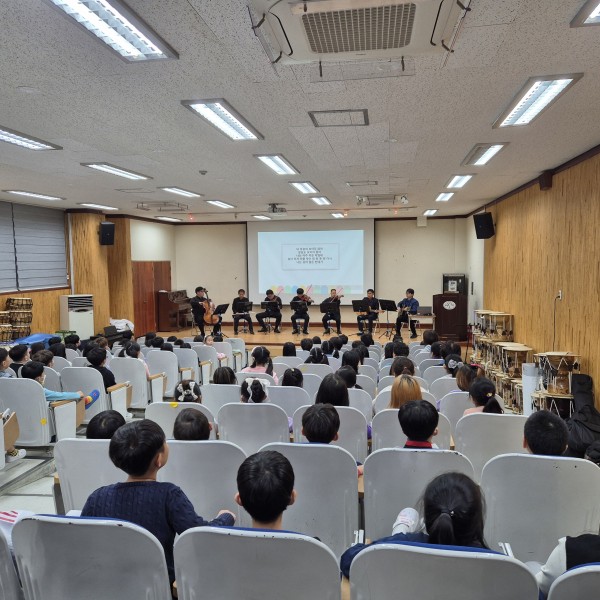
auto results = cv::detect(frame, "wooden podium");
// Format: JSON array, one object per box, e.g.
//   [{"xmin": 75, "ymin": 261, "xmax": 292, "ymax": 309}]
[{"xmin": 432, "ymin": 293, "xmax": 468, "ymax": 341}]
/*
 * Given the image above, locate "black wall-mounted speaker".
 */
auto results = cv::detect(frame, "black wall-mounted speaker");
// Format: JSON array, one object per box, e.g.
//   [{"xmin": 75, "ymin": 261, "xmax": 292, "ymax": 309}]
[
  {"xmin": 99, "ymin": 221, "xmax": 115, "ymax": 245},
  {"xmin": 473, "ymin": 212, "xmax": 495, "ymax": 239}
]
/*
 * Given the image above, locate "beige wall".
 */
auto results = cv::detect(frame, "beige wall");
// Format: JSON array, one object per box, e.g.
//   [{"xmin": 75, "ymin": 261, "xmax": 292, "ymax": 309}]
[{"xmin": 130, "ymin": 220, "xmax": 176, "ymax": 288}]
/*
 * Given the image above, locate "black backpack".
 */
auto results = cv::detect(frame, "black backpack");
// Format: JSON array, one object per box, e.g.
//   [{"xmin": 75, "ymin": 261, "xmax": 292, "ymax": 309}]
[{"xmin": 566, "ymin": 374, "xmax": 600, "ymax": 457}]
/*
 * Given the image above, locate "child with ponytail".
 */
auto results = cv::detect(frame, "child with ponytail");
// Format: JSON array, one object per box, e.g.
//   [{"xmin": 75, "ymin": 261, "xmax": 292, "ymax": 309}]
[
  {"xmin": 241, "ymin": 346, "xmax": 278, "ymax": 384},
  {"xmin": 464, "ymin": 377, "xmax": 503, "ymax": 416}
]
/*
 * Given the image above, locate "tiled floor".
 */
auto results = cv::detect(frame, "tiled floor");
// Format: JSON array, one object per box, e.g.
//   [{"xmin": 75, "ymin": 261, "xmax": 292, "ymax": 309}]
[{"xmin": 0, "ymin": 458, "xmax": 57, "ymax": 514}]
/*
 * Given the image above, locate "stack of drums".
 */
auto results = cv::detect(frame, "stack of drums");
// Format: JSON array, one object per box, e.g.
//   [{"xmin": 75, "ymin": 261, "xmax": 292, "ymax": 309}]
[
  {"xmin": 5, "ymin": 297, "xmax": 33, "ymax": 340},
  {"xmin": 532, "ymin": 352, "xmax": 581, "ymax": 419},
  {"xmin": 0, "ymin": 310, "xmax": 11, "ymax": 343}
]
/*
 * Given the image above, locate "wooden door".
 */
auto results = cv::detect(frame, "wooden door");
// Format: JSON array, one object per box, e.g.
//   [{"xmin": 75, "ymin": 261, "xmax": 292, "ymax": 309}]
[{"xmin": 133, "ymin": 262, "xmax": 156, "ymax": 334}]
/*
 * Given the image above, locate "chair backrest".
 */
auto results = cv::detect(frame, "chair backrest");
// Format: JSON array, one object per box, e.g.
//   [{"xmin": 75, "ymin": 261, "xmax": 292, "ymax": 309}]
[
  {"xmin": 371, "ymin": 410, "xmax": 452, "ymax": 452},
  {"xmin": 54, "ymin": 439, "xmax": 125, "ymax": 512},
  {"xmin": 547, "ymin": 564, "xmax": 600, "ymax": 600},
  {"xmin": 364, "ymin": 448, "xmax": 475, "ymax": 540},
  {"xmin": 430, "ymin": 377, "xmax": 460, "ymax": 400},
  {"xmin": 413, "ymin": 351, "xmax": 433, "ymax": 366},
  {"xmin": 418, "ymin": 357, "xmax": 443, "ymax": 372},
  {"xmin": 326, "ymin": 356, "xmax": 342, "ymax": 371},
  {"xmin": 226, "ymin": 338, "xmax": 247, "ymax": 369},
  {"xmin": 0, "ymin": 379, "xmax": 53, "ymax": 446},
  {"xmin": 300, "ymin": 372, "xmax": 321, "ymax": 400},
  {"xmin": 421, "ymin": 390, "xmax": 437, "ymax": 406},
  {"xmin": 373, "ymin": 389, "xmax": 392, "ymax": 413},
  {"xmin": 145, "ymin": 402, "xmax": 216, "ymax": 439},
  {"xmin": 13, "ymin": 516, "xmax": 171, "ymax": 600},
  {"xmin": 377, "ymin": 375, "xmax": 394, "ymax": 390},
  {"xmin": 439, "ymin": 391, "xmax": 472, "ymax": 434},
  {"xmin": 109, "ymin": 357, "xmax": 150, "ymax": 408},
  {"xmin": 200, "ymin": 384, "xmax": 242, "ymax": 418},
  {"xmin": 70, "ymin": 356, "xmax": 89, "ymax": 367},
  {"xmin": 481, "ymin": 454, "xmax": 600, "ymax": 562},
  {"xmin": 260, "ymin": 442, "xmax": 359, "ymax": 558},
  {"xmin": 272, "ymin": 362, "xmax": 290, "ymax": 381},
  {"xmin": 174, "ymin": 527, "xmax": 340, "ymax": 600},
  {"xmin": 299, "ymin": 363, "xmax": 333, "ymax": 377},
  {"xmin": 454, "ymin": 414, "xmax": 528, "ymax": 481},
  {"xmin": 349, "ymin": 543, "xmax": 539, "ymax": 600},
  {"xmin": 50, "ymin": 356, "xmax": 71, "ymax": 372},
  {"xmin": 378, "ymin": 364, "xmax": 391, "ymax": 378},
  {"xmin": 0, "ymin": 531, "xmax": 23, "ymax": 600},
  {"xmin": 413, "ymin": 375, "xmax": 428, "ymax": 390},
  {"xmin": 358, "ymin": 363, "xmax": 378, "ymax": 382},
  {"xmin": 43, "ymin": 366, "xmax": 62, "ymax": 392},
  {"xmin": 273, "ymin": 355, "xmax": 303, "ymax": 368},
  {"xmin": 268, "ymin": 386, "xmax": 312, "ymax": 418},
  {"xmin": 60, "ymin": 366, "xmax": 109, "ymax": 422},
  {"xmin": 422, "ymin": 365, "xmax": 448, "ymax": 387},
  {"xmin": 296, "ymin": 349, "xmax": 309, "ymax": 360},
  {"xmin": 173, "ymin": 348, "xmax": 201, "ymax": 383},
  {"xmin": 158, "ymin": 440, "xmax": 247, "ymax": 524},
  {"xmin": 348, "ymin": 387, "xmax": 374, "ymax": 421},
  {"xmin": 363, "ymin": 357, "xmax": 379, "ymax": 370},
  {"xmin": 146, "ymin": 351, "xmax": 179, "ymax": 397},
  {"xmin": 193, "ymin": 345, "xmax": 220, "ymax": 375},
  {"xmin": 236, "ymin": 371, "xmax": 277, "ymax": 386},
  {"xmin": 213, "ymin": 342, "xmax": 234, "ymax": 370},
  {"xmin": 409, "ymin": 345, "xmax": 426, "ymax": 357},
  {"xmin": 356, "ymin": 374, "xmax": 376, "ymax": 399},
  {"xmin": 64, "ymin": 348, "xmax": 79, "ymax": 361},
  {"xmin": 217, "ymin": 403, "xmax": 289, "ymax": 455}
]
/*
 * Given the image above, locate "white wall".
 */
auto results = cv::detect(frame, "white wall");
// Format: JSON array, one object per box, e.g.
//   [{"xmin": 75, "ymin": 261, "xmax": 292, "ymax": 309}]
[
  {"xmin": 130, "ymin": 220, "xmax": 177, "ymax": 287},
  {"xmin": 461, "ymin": 217, "xmax": 486, "ymax": 321}
]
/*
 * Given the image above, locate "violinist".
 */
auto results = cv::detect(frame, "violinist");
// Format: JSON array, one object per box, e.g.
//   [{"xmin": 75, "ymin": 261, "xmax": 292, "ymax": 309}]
[
  {"xmin": 190, "ymin": 286, "xmax": 221, "ymax": 336},
  {"xmin": 256, "ymin": 289, "xmax": 283, "ymax": 333},
  {"xmin": 231, "ymin": 289, "xmax": 254, "ymax": 335},
  {"xmin": 356, "ymin": 288, "xmax": 381, "ymax": 334},
  {"xmin": 322, "ymin": 288, "xmax": 343, "ymax": 335},
  {"xmin": 291, "ymin": 287, "xmax": 312, "ymax": 335}
]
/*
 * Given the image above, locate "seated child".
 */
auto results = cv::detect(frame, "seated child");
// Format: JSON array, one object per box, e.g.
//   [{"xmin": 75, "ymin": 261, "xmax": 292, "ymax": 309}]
[
  {"xmin": 173, "ymin": 409, "xmax": 211, "ymax": 441},
  {"xmin": 464, "ymin": 377, "xmax": 503, "ymax": 416},
  {"xmin": 523, "ymin": 410, "xmax": 568, "ymax": 456},
  {"xmin": 204, "ymin": 335, "xmax": 226, "ymax": 360},
  {"xmin": 212, "ymin": 367, "xmax": 237, "ymax": 385},
  {"xmin": 0, "ymin": 349, "xmax": 15, "ymax": 378},
  {"xmin": 81, "ymin": 419, "xmax": 235, "ymax": 582},
  {"xmin": 32, "ymin": 349, "xmax": 54, "ymax": 368},
  {"xmin": 87, "ymin": 347, "xmax": 117, "ymax": 392},
  {"xmin": 86, "ymin": 410, "xmax": 126, "ymax": 439},
  {"xmin": 300, "ymin": 338, "xmax": 313, "ymax": 352},
  {"xmin": 235, "ymin": 450, "xmax": 296, "ymax": 530},
  {"xmin": 336, "ymin": 365, "xmax": 362, "ymax": 390},
  {"xmin": 340, "ymin": 472, "xmax": 493, "ymax": 578},
  {"xmin": 64, "ymin": 334, "xmax": 80, "ymax": 349},
  {"xmin": 7, "ymin": 344, "xmax": 29, "ymax": 375},
  {"xmin": 21, "ymin": 361, "xmax": 99, "ymax": 409},
  {"xmin": 241, "ymin": 378, "xmax": 270, "ymax": 404},
  {"xmin": 281, "ymin": 368, "xmax": 303, "ymax": 388},
  {"xmin": 160, "ymin": 343, "xmax": 174, "ymax": 352},
  {"xmin": 48, "ymin": 342, "xmax": 67, "ymax": 358},
  {"xmin": 398, "ymin": 400, "xmax": 439, "ymax": 449},
  {"xmin": 174, "ymin": 380, "xmax": 202, "ymax": 403}
]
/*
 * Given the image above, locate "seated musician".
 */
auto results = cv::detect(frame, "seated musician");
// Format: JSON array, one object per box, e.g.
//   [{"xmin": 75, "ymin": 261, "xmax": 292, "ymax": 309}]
[
  {"xmin": 290, "ymin": 288, "xmax": 312, "ymax": 335},
  {"xmin": 396, "ymin": 288, "xmax": 420, "ymax": 339},
  {"xmin": 231, "ymin": 289, "xmax": 254, "ymax": 335},
  {"xmin": 190, "ymin": 286, "xmax": 221, "ymax": 336},
  {"xmin": 322, "ymin": 288, "xmax": 342, "ymax": 335},
  {"xmin": 256, "ymin": 289, "xmax": 283, "ymax": 334},
  {"xmin": 356, "ymin": 289, "xmax": 380, "ymax": 334}
]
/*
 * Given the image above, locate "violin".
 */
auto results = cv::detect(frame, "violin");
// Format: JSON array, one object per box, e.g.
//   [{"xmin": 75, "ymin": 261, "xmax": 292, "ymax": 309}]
[
  {"xmin": 300, "ymin": 293, "xmax": 313, "ymax": 304},
  {"xmin": 201, "ymin": 291, "xmax": 219, "ymax": 325},
  {"xmin": 331, "ymin": 293, "xmax": 344, "ymax": 302}
]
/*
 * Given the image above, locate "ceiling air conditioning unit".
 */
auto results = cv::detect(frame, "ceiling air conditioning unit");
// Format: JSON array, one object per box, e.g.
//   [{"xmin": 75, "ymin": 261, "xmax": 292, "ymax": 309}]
[{"xmin": 248, "ymin": 0, "xmax": 464, "ymax": 65}]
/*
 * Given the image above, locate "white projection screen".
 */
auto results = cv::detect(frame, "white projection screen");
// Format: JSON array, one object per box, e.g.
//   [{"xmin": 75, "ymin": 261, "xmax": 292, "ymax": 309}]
[{"xmin": 247, "ymin": 219, "xmax": 375, "ymax": 305}]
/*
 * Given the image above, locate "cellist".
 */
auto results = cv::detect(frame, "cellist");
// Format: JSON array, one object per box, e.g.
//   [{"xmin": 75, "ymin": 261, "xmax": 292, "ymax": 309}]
[{"xmin": 190, "ymin": 286, "xmax": 221, "ymax": 336}]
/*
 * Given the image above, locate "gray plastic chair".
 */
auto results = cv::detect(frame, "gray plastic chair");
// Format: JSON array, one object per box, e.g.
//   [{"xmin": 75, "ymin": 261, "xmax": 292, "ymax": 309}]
[
  {"xmin": 356, "ymin": 374, "xmax": 376, "ymax": 399},
  {"xmin": 422, "ymin": 365, "xmax": 448, "ymax": 388},
  {"xmin": 273, "ymin": 355, "xmax": 303, "ymax": 368},
  {"xmin": 300, "ymin": 373, "xmax": 321, "ymax": 400},
  {"xmin": 348, "ymin": 387, "xmax": 374, "ymax": 421},
  {"xmin": 146, "ymin": 350, "xmax": 179, "ymax": 397},
  {"xmin": 173, "ymin": 348, "xmax": 201, "ymax": 384},
  {"xmin": 226, "ymin": 338, "xmax": 247, "ymax": 370},
  {"xmin": 43, "ymin": 366, "xmax": 62, "ymax": 392},
  {"xmin": 439, "ymin": 391, "xmax": 472, "ymax": 434},
  {"xmin": 60, "ymin": 366, "xmax": 110, "ymax": 423},
  {"xmin": 0, "ymin": 530, "xmax": 24, "ymax": 600},
  {"xmin": 50, "ymin": 356, "xmax": 71, "ymax": 372},
  {"xmin": 200, "ymin": 384, "xmax": 242, "ymax": 418},
  {"xmin": 145, "ymin": 402, "xmax": 216, "ymax": 439},
  {"xmin": 378, "ymin": 364, "xmax": 391, "ymax": 378},
  {"xmin": 299, "ymin": 363, "xmax": 333, "ymax": 378},
  {"xmin": 429, "ymin": 377, "xmax": 461, "ymax": 400},
  {"xmin": 547, "ymin": 564, "xmax": 600, "ymax": 600},
  {"xmin": 268, "ymin": 386, "xmax": 312, "ymax": 418},
  {"xmin": 358, "ymin": 363, "xmax": 378, "ymax": 382}
]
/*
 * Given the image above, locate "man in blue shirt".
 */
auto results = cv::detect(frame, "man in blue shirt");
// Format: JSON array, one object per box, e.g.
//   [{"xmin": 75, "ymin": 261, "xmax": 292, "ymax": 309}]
[{"xmin": 396, "ymin": 288, "xmax": 419, "ymax": 338}]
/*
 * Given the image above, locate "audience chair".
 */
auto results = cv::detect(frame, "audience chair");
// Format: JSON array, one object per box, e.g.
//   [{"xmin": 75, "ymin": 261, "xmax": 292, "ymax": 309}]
[
  {"xmin": 158, "ymin": 440, "xmax": 247, "ymax": 526},
  {"xmin": 547, "ymin": 563, "xmax": 600, "ymax": 600},
  {"xmin": 50, "ymin": 356, "xmax": 71, "ymax": 372},
  {"xmin": 43, "ymin": 366, "xmax": 62, "ymax": 392},
  {"xmin": 54, "ymin": 439, "xmax": 125, "ymax": 512},
  {"xmin": 454, "ymin": 413, "xmax": 527, "ymax": 481},
  {"xmin": 109, "ymin": 357, "xmax": 165, "ymax": 409},
  {"xmin": 377, "ymin": 375, "xmax": 394, "ymax": 390},
  {"xmin": 146, "ymin": 351, "xmax": 180, "ymax": 398},
  {"xmin": 70, "ymin": 356, "xmax": 89, "ymax": 367},
  {"xmin": 430, "ymin": 378, "xmax": 461, "ymax": 401},
  {"xmin": 348, "ymin": 387, "xmax": 374, "ymax": 421},
  {"xmin": 0, "ymin": 528, "xmax": 23, "ymax": 600},
  {"xmin": 481, "ymin": 454, "xmax": 600, "ymax": 563},
  {"xmin": 146, "ymin": 402, "xmax": 216, "ymax": 439},
  {"xmin": 64, "ymin": 348, "xmax": 79, "ymax": 362},
  {"xmin": 213, "ymin": 342, "xmax": 235, "ymax": 369},
  {"xmin": 225, "ymin": 338, "xmax": 247, "ymax": 370},
  {"xmin": 217, "ymin": 403, "xmax": 289, "ymax": 455},
  {"xmin": 363, "ymin": 356, "xmax": 379, "ymax": 370},
  {"xmin": 327, "ymin": 356, "xmax": 342, "ymax": 371},
  {"xmin": 421, "ymin": 390, "xmax": 438, "ymax": 406},
  {"xmin": 412, "ymin": 375, "xmax": 428, "ymax": 390},
  {"xmin": 273, "ymin": 355, "xmax": 303, "ymax": 368},
  {"xmin": 299, "ymin": 372, "xmax": 321, "ymax": 399},
  {"xmin": 371, "ymin": 409, "xmax": 452, "ymax": 452},
  {"xmin": 173, "ymin": 348, "xmax": 200, "ymax": 384},
  {"xmin": 372, "ymin": 389, "xmax": 392, "ymax": 413},
  {"xmin": 299, "ymin": 363, "xmax": 333, "ymax": 378},
  {"xmin": 349, "ymin": 543, "xmax": 539, "ymax": 600},
  {"xmin": 272, "ymin": 362, "xmax": 290, "ymax": 381},
  {"xmin": 193, "ymin": 346, "xmax": 223, "ymax": 381},
  {"xmin": 0, "ymin": 379, "xmax": 77, "ymax": 446},
  {"xmin": 235, "ymin": 371, "xmax": 277, "ymax": 386},
  {"xmin": 356, "ymin": 374, "xmax": 376, "ymax": 399},
  {"xmin": 13, "ymin": 516, "xmax": 171, "ymax": 600},
  {"xmin": 364, "ymin": 448, "xmax": 475, "ymax": 541},
  {"xmin": 422, "ymin": 365, "xmax": 448, "ymax": 388},
  {"xmin": 409, "ymin": 345, "xmax": 427, "ymax": 358},
  {"xmin": 268, "ymin": 386, "xmax": 312, "ymax": 418},
  {"xmin": 418, "ymin": 357, "xmax": 443, "ymax": 372},
  {"xmin": 296, "ymin": 349, "xmax": 310, "ymax": 360},
  {"xmin": 414, "ymin": 352, "xmax": 434, "ymax": 367},
  {"xmin": 358, "ymin": 364, "xmax": 378, "ymax": 382},
  {"xmin": 378, "ymin": 364, "xmax": 391, "ymax": 378},
  {"xmin": 438, "ymin": 392, "xmax": 471, "ymax": 434},
  {"xmin": 261, "ymin": 442, "xmax": 359, "ymax": 559},
  {"xmin": 174, "ymin": 527, "xmax": 340, "ymax": 600},
  {"xmin": 200, "ymin": 384, "xmax": 242, "ymax": 418}
]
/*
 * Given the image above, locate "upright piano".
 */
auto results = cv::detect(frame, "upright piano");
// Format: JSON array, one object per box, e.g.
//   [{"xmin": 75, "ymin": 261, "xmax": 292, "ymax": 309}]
[{"xmin": 157, "ymin": 290, "xmax": 191, "ymax": 332}]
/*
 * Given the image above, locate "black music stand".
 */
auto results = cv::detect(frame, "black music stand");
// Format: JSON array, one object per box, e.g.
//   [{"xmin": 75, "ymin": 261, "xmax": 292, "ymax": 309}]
[
  {"xmin": 213, "ymin": 304, "xmax": 230, "ymax": 338},
  {"xmin": 320, "ymin": 301, "xmax": 338, "ymax": 335},
  {"xmin": 290, "ymin": 301, "xmax": 308, "ymax": 334},
  {"xmin": 378, "ymin": 299, "xmax": 398, "ymax": 339},
  {"xmin": 234, "ymin": 302, "xmax": 253, "ymax": 333},
  {"xmin": 260, "ymin": 301, "xmax": 279, "ymax": 332},
  {"xmin": 352, "ymin": 300, "xmax": 369, "ymax": 336}
]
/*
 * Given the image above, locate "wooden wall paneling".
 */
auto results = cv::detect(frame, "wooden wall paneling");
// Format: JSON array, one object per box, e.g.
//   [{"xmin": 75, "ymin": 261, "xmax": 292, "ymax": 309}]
[
  {"xmin": 107, "ymin": 217, "xmax": 134, "ymax": 322},
  {"xmin": 153, "ymin": 261, "xmax": 171, "ymax": 292},
  {"xmin": 484, "ymin": 153, "xmax": 600, "ymax": 403},
  {"xmin": 69, "ymin": 213, "xmax": 111, "ymax": 333},
  {"xmin": 0, "ymin": 288, "xmax": 70, "ymax": 333},
  {"xmin": 132, "ymin": 262, "xmax": 156, "ymax": 334}
]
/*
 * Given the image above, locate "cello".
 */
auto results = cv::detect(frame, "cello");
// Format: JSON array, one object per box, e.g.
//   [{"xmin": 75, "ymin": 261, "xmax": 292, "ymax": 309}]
[{"xmin": 202, "ymin": 291, "xmax": 220, "ymax": 326}]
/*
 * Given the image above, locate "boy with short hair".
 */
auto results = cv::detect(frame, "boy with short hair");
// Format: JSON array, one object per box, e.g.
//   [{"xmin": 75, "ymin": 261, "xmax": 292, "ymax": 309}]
[
  {"xmin": 398, "ymin": 400, "xmax": 439, "ymax": 449},
  {"xmin": 87, "ymin": 347, "xmax": 117, "ymax": 392},
  {"xmin": 82, "ymin": 419, "xmax": 234, "ymax": 582},
  {"xmin": 173, "ymin": 409, "xmax": 212, "ymax": 441},
  {"xmin": 8, "ymin": 344, "xmax": 29, "ymax": 375},
  {"xmin": 300, "ymin": 338, "xmax": 313, "ymax": 351},
  {"xmin": 235, "ymin": 450, "xmax": 296, "ymax": 530},
  {"xmin": 64, "ymin": 334, "xmax": 80, "ymax": 348},
  {"xmin": 524, "ymin": 410, "xmax": 568, "ymax": 456},
  {"xmin": 0, "ymin": 349, "xmax": 15, "ymax": 378},
  {"xmin": 86, "ymin": 410, "xmax": 126, "ymax": 439}
]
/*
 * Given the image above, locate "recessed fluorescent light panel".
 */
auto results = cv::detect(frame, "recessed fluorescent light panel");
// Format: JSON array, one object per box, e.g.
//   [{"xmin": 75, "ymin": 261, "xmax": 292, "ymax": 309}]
[
  {"xmin": 155, "ymin": 216, "xmax": 182, "ymax": 222},
  {"xmin": 331, "ymin": 212, "xmax": 345, "ymax": 219},
  {"xmin": 436, "ymin": 193, "xmax": 454, "ymax": 202},
  {"xmin": 256, "ymin": 155, "xmax": 299, "ymax": 175},
  {"xmin": 289, "ymin": 182, "xmax": 318, "ymax": 194},
  {"xmin": 494, "ymin": 75, "xmax": 583, "ymax": 128},
  {"xmin": 446, "ymin": 175, "xmax": 473, "ymax": 189},
  {"xmin": 253, "ymin": 215, "xmax": 271, "ymax": 220},
  {"xmin": 0, "ymin": 126, "xmax": 62, "ymax": 150},
  {"xmin": 4, "ymin": 190, "xmax": 64, "ymax": 201},
  {"xmin": 81, "ymin": 163, "xmax": 151, "ymax": 180},
  {"xmin": 423, "ymin": 209, "xmax": 438, "ymax": 216},
  {"xmin": 159, "ymin": 187, "xmax": 202, "ymax": 198},
  {"xmin": 571, "ymin": 0, "xmax": 600, "ymax": 26},
  {"xmin": 346, "ymin": 180, "xmax": 377, "ymax": 187},
  {"xmin": 181, "ymin": 99, "xmax": 263, "ymax": 141},
  {"xmin": 45, "ymin": 0, "xmax": 178, "ymax": 62},
  {"xmin": 206, "ymin": 200, "xmax": 235, "ymax": 209},
  {"xmin": 78, "ymin": 203, "xmax": 118, "ymax": 210},
  {"xmin": 462, "ymin": 143, "xmax": 507, "ymax": 166},
  {"xmin": 311, "ymin": 197, "xmax": 332, "ymax": 206}
]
